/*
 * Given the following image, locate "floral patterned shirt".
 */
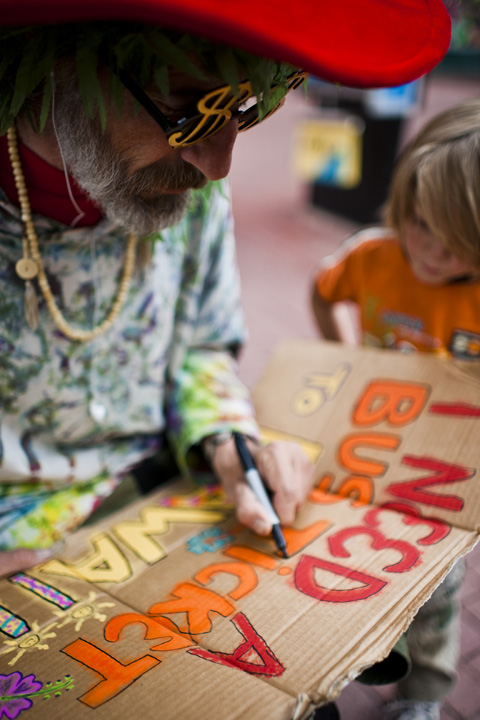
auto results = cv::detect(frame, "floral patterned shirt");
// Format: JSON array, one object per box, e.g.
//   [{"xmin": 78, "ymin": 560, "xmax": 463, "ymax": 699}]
[{"xmin": 0, "ymin": 181, "xmax": 259, "ymax": 549}]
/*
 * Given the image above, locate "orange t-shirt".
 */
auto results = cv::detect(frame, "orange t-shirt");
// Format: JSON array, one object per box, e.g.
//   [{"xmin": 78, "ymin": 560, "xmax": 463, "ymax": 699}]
[{"xmin": 315, "ymin": 228, "xmax": 480, "ymax": 359}]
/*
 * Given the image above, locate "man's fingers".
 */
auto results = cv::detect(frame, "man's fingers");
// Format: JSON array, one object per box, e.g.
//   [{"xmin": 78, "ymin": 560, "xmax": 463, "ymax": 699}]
[
  {"xmin": 254, "ymin": 442, "xmax": 314, "ymax": 525},
  {"xmin": 233, "ymin": 481, "xmax": 273, "ymax": 536},
  {"xmin": 0, "ymin": 548, "xmax": 53, "ymax": 580},
  {"xmin": 213, "ymin": 437, "xmax": 314, "ymax": 535}
]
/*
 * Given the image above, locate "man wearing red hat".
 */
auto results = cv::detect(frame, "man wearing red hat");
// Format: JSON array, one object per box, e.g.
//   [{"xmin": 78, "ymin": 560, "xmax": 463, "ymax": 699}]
[{"xmin": 0, "ymin": 2, "xmax": 450, "ymax": 718}]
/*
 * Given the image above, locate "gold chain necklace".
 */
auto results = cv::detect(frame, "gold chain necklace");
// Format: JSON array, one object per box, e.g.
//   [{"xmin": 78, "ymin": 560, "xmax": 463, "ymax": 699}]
[{"xmin": 7, "ymin": 125, "xmax": 138, "ymax": 342}]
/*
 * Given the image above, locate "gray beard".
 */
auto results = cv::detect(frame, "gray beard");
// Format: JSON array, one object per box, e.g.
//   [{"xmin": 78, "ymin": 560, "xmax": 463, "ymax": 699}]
[{"xmin": 52, "ymin": 86, "xmax": 207, "ymax": 236}]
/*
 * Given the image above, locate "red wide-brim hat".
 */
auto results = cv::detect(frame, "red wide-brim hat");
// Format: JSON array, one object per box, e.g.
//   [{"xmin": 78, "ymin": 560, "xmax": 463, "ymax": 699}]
[{"xmin": 0, "ymin": 0, "xmax": 451, "ymax": 88}]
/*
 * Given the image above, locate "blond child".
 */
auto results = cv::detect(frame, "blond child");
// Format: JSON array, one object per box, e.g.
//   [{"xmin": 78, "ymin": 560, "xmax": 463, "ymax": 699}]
[
  {"xmin": 312, "ymin": 98, "xmax": 480, "ymax": 720},
  {"xmin": 313, "ymin": 99, "xmax": 480, "ymax": 359}
]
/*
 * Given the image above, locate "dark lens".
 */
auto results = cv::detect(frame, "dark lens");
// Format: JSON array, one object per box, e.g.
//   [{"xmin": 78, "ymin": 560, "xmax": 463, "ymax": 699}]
[
  {"xmin": 288, "ymin": 73, "xmax": 307, "ymax": 91},
  {"xmin": 237, "ymin": 75, "xmax": 306, "ymax": 134},
  {"xmin": 237, "ymin": 104, "xmax": 260, "ymax": 132},
  {"xmin": 167, "ymin": 112, "xmax": 230, "ymax": 147},
  {"xmin": 238, "ymin": 98, "xmax": 285, "ymax": 133}
]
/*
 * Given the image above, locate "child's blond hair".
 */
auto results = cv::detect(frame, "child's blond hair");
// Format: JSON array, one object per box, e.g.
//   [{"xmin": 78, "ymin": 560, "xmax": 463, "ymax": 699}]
[{"xmin": 385, "ymin": 98, "xmax": 480, "ymax": 273}]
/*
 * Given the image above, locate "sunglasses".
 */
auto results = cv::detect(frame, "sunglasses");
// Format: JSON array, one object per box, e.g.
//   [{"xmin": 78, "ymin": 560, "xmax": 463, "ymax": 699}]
[{"xmin": 118, "ymin": 68, "xmax": 308, "ymax": 148}]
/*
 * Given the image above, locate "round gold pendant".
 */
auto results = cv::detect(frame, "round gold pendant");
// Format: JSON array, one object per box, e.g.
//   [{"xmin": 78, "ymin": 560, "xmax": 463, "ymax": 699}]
[{"xmin": 16, "ymin": 257, "xmax": 38, "ymax": 280}]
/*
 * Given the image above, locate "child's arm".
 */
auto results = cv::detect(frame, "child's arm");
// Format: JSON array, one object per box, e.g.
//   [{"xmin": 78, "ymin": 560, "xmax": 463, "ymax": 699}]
[{"xmin": 311, "ymin": 282, "xmax": 361, "ymax": 345}]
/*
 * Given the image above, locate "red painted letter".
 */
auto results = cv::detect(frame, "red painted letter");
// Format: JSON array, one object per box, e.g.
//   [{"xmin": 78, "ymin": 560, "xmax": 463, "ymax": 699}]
[
  {"xmin": 328, "ymin": 526, "xmax": 420, "ymax": 572},
  {"xmin": 388, "ymin": 456, "xmax": 473, "ymax": 511},
  {"xmin": 294, "ymin": 556, "xmax": 387, "ymax": 602},
  {"xmin": 188, "ymin": 612, "xmax": 285, "ymax": 676},
  {"xmin": 364, "ymin": 504, "xmax": 450, "ymax": 545}
]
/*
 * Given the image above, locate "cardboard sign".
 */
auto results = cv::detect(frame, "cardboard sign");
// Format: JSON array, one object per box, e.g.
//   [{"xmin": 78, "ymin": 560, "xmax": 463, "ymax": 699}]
[{"xmin": 1, "ymin": 340, "xmax": 479, "ymax": 720}]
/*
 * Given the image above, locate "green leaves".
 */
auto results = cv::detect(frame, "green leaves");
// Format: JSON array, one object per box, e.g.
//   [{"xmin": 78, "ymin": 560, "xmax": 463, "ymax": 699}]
[
  {"xmin": 144, "ymin": 30, "xmax": 206, "ymax": 81},
  {"xmin": 0, "ymin": 21, "xmax": 298, "ymax": 133},
  {"xmin": 10, "ymin": 33, "xmax": 54, "ymax": 116},
  {"xmin": 0, "ymin": 26, "xmax": 57, "ymax": 132},
  {"xmin": 75, "ymin": 31, "xmax": 106, "ymax": 128},
  {"xmin": 39, "ymin": 73, "xmax": 53, "ymax": 131},
  {"xmin": 214, "ymin": 47, "xmax": 240, "ymax": 95}
]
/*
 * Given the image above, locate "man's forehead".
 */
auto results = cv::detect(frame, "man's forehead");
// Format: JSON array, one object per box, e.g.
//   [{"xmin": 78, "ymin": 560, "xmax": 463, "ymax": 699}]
[
  {"xmin": 167, "ymin": 67, "xmax": 225, "ymax": 92},
  {"xmin": 149, "ymin": 65, "xmax": 246, "ymax": 100}
]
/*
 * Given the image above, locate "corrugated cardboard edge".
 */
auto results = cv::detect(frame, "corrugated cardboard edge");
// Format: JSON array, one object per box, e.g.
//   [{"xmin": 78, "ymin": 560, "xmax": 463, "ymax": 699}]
[{"xmin": 300, "ymin": 537, "xmax": 479, "ymax": 719}]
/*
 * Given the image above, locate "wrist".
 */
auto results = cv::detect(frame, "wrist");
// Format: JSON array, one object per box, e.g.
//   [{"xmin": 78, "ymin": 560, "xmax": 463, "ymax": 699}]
[
  {"xmin": 202, "ymin": 432, "xmax": 233, "ymax": 465},
  {"xmin": 202, "ymin": 432, "xmax": 260, "ymax": 466}
]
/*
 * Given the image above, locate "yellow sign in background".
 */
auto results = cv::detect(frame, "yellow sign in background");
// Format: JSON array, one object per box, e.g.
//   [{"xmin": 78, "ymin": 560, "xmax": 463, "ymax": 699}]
[{"xmin": 292, "ymin": 117, "xmax": 364, "ymax": 187}]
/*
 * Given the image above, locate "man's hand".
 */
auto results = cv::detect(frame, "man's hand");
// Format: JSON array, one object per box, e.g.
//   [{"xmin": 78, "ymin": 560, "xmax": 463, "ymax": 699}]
[
  {"xmin": 211, "ymin": 438, "xmax": 314, "ymax": 535},
  {"xmin": 0, "ymin": 547, "xmax": 54, "ymax": 581}
]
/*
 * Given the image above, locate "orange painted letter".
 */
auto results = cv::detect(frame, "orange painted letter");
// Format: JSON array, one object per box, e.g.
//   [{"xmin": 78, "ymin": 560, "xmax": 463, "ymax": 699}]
[
  {"xmin": 105, "ymin": 612, "xmax": 193, "ymax": 651},
  {"xmin": 224, "ymin": 546, "xmax": 278, "ymax": 570},
  {"xmin": 353, "ymin": 381, "xmax": 428, "ymax": 426},
  {"xmin": 282, "ymin": 521, "xmax": 330, "ymax": 555},
  {"xmin": 63, "ymin": 638, "xmax": 158, "ymax": 707},
  {"xmin": 195, "ymin": 562, "xmax": 258, "ymax": 600},
  {"xmin": 310, "ymin": 474, "xmax": 343, "ymax": 504},
  {"xmin": 337, "ymin": 476, "xmax": 373, "ymax": 506},
  {"xmin": 339, "ymin": 433, "xmax": 400, "ymax": 475},
  {"xmin": 148, "ymin": 582, "xmax": 234, "ymax": 634}
]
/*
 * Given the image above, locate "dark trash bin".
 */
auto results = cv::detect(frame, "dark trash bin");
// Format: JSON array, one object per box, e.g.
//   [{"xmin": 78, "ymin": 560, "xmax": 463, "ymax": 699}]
[{"xmin": 306, "ymin": 80, "xmax": 422, "ymax": 224}]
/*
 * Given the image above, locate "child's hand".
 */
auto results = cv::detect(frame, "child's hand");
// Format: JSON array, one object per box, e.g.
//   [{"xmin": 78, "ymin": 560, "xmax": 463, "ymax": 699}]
[
  {"xmin": 332, "ymin": 302, "xmax": 361, "ymax": 345},
  {"xmin": 311, "ymin": 287, "xmax": 360, "ymax": 345}
]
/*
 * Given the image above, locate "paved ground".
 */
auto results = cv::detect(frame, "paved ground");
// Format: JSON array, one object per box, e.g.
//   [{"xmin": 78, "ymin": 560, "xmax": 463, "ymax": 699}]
[{"xmin": 230, "ymin": 70, "xmax": 480, "ymax": 719}]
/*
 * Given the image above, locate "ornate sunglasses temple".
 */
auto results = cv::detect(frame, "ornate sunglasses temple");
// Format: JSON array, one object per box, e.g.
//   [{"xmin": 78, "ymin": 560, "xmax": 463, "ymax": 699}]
[{"xmin": 117, "ymin": 68, "xmax": 172, "ymax": 134}]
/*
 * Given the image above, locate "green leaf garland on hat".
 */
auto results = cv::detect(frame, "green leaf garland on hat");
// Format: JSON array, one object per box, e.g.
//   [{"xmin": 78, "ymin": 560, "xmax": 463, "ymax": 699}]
[{"xmin": 0, "ymin": 22, "xmax": 297, "ymax": 134}]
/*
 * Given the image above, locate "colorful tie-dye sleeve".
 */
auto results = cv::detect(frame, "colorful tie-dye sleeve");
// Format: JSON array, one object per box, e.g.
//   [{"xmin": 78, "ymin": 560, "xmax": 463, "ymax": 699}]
[
  {"xmin": 167, "ymin": 349, "xmax": 260, "ymax": 469},
  {"xmin": 165, "ymin": 183, "xmax": 260, "ymax": 467}
]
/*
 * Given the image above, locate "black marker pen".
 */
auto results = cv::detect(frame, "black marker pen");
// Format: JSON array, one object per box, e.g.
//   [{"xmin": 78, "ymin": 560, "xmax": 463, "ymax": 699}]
[{"xmin": 233, "ymin": 432, "xmax": 289, "ymax": 558}]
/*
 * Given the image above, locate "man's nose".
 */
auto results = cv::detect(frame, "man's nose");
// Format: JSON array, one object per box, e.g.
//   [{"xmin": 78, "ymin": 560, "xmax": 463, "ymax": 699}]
[{"xmin": 178, "ymin": 120, "xmax": 238, "ymax": 181}]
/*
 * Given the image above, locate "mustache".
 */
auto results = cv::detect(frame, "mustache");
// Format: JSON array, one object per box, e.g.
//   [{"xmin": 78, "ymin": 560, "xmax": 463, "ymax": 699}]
[{"xmin": 121, "ymin": 157, "xmax": 208, "ymax": 196}]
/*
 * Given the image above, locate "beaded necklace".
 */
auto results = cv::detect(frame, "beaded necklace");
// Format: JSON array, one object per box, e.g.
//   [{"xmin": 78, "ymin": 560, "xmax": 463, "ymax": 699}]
[{"xmin": 6, "ymin": 125, "xmax": 137, "ymax": 342}]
